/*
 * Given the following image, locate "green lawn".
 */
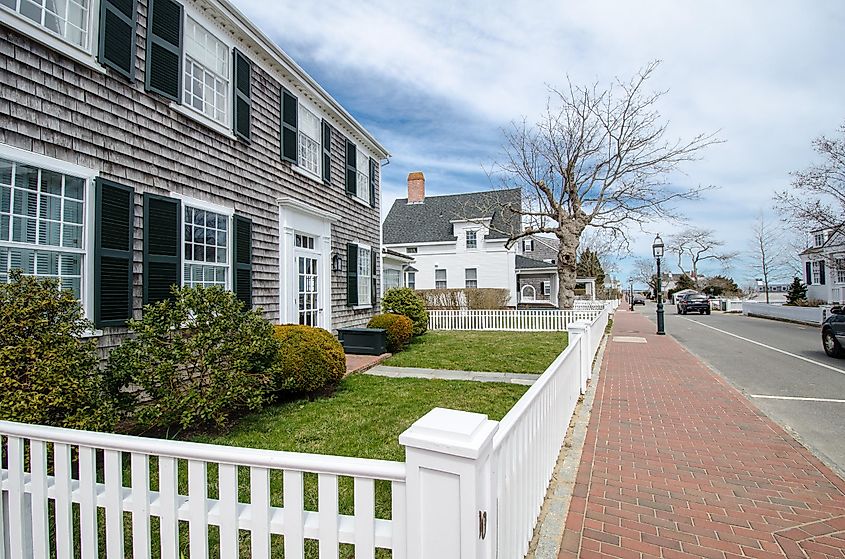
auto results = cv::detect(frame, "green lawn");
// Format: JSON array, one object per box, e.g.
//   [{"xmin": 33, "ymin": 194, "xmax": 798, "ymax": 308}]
[{"xmin": 382, "ymin": 330, "xmax": 568, "ymax": 373}]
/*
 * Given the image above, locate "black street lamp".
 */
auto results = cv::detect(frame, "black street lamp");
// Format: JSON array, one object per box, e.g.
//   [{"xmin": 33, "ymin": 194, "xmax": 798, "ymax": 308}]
[
  {"xmin": 629, "ymin": 280, "xmax": 634, "ymax": 311},
  {"xmin": 653, "ymin": 234, "xmax": 666, "ymax": 335}
]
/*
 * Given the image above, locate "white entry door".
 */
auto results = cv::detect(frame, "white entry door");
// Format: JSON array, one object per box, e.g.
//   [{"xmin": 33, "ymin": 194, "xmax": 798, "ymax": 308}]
[{"xmin": 296, "ymin": 253, "xmax": 320, "ymax": 326}]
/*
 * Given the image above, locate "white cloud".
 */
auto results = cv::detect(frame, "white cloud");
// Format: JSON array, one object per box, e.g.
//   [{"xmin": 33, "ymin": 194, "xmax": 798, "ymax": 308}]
[{"xmin": 231, "ymin": 0, "xmax": 845, "ymax": 283}]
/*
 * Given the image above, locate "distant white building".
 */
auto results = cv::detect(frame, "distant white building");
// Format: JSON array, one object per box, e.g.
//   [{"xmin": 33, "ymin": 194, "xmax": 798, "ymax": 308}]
[{"xmin": 800, "ymin": 227, "xmax": 845, "ymax": 303}]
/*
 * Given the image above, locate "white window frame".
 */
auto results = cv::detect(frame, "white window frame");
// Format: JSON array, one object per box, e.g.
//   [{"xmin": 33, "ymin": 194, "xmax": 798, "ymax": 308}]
[
  {"xmin": 179, "ymin": 9, "xmax": 233, "ymax": 130},
  {"xmin": 406, "ymin": 270, "xmax": 416, "ymax": 289},
  {"xmin": 296, "ymin": 100, "xmax": 322, "ymax": 179},
  {"xmin": 521, "ymin": 284, "xmax": 536, "ymax": 301},
  {"xmin": 812, "ymin": 261, "xmax": 822, "ymax": 285},
  {"xmin": 523, "ymin": 239, "xmax": 533, "ymax": 252},
  {"xmin": 837, "ymin": 258, "xmax": 845, "ymax": 284},
  {"xmin": 170, "ymin": 194, "xmax": 233, "ymax": 291},
  {"xmin": 465, "ymin": 268, "xmax": 477, "ymax": 289},
  {"xmin": 0, "ymin": 143, "xmax": 97, "ymax": 320},
  {"xmin": 384, "ymin": 268, "xmax": 401, "ymax": 290},
  {"xmin": 466, "ymin": 230, "xmax": 477, "ymax": 250},
  {"xmin": 356, "ymin": 147, "xmax": 370, "ymax": 204},
  {"xmin": 406, "ymin": 247, "xmax": 417, "ymax": 254},
  {"xmin": 814, "ymin": 232, "xmax": 826, "ymax": 247},
  {"xmin": 542, "ymin": 281, "xmax": 551, "ymax": 296},
  {"xmin": 435, "ymin": 268, "xmax": 447, "ymax": 289},
  {"xmin": 356, "ymin": 244, "xmax": 372, "ymax": 308},
  {"xmin": 0, "ymin": 0, "xmax": 101, "ymax": 67}
]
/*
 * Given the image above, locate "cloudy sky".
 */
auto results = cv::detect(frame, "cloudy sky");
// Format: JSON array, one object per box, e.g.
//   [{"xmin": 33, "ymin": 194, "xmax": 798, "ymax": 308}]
[{"xmin": 233, "ymin": 0, "xmax": 845, "ymax": 286}]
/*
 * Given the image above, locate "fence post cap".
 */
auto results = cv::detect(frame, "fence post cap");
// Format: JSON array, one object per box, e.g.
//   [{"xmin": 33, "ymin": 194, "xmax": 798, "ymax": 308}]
[
  {"xmin": 567, "ymin": 321, "xmax": 590, "ymax": 332},
  {"xmin": 399, "ymin": 407, "xmax": 498, "ymax": 459}
]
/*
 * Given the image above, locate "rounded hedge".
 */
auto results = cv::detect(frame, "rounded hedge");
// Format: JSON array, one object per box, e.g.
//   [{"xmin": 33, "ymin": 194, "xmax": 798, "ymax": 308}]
[
  {"xmin": 368, "ymin": 313, "xmax": 413, "ymax": 353},
  {"xmin": 273, "ymin": 325, "xmax": 346, "ymax": 395},
  {"xmin": 381, "ymin": 288, "xmax": 429, "ymax": 336}
]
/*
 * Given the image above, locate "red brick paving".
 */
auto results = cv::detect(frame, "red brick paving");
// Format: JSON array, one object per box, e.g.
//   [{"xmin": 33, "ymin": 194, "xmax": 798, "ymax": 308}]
[
  {"xmin": 559, "ymin": 309, "xmax": 845, "ymax": 559},
  {"xmin": 344, "ymin": 352, "xmax": 390, "ymax": 375}
]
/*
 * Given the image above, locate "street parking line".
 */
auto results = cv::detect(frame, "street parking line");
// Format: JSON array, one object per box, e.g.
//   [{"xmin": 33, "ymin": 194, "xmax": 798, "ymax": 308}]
[
  {"xmin": 679, "ymin": 317, "xmax": 845, "ymax": 377},
  {"xmin": 750, "ymin": 395, "xmax": 845, "ymax": 403}
]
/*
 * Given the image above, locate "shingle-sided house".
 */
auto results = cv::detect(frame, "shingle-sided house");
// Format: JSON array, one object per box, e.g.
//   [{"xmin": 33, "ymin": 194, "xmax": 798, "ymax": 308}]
[
  {"xmin": 0, "ymin": 0, "xmax": 389, "ymax": 346},
  {"xmin": 382, "ymin": 173, "xmax": 521, "ymax": 303},
  {"xmin": 800, "ymin": 227, "xmax": 845, "ymax": 304}
]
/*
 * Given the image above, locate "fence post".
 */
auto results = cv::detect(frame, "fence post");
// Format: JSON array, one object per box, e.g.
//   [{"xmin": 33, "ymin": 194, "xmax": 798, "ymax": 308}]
[
  {"xmin": 400, "ymin": 408, "xmax": 498, "ymax": 559},
  {"xmin": 567, "ymin": 321, "xmax": 590, "ymax": 394}
]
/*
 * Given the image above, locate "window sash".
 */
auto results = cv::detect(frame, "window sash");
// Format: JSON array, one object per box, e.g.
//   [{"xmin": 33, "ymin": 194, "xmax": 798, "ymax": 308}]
[
  {"xmin": 357, "ymin": 246, "xmax": 371, "ymax": 304},
  {"xmin": 812, "ymin": 261, "xmax": 821, "ymax": 284},
  {"xmin": 0, "ymin": 159, "xmax": 87, "ymax": 299},
  {"xmin": 183, "ymin": 205, "xmax": 230, "ymax": 289},
  {"xmin": 385, "ymin": 269, "xmax": 401, "ymax": 290},
  {"xmin": 435, "ymin": 268, "xmax": 446, "ymax": 289},
  {"xmin": 297, "ymin": 104, "xmax": 321, "ymax": 176},
  {"xmin": 466, "ymin": 231, "xmax": 477, "ymax": 249},
  {"xmin": 183, "ymin": 16, "xmax": 230, "ymax": 125},
  {"xmin": 406, "ymin": 271, "xmax": 415, "ymax": 289},
  {"xmin": 3, "ymin": 0, "xmax": 91, "ymax": 49}
]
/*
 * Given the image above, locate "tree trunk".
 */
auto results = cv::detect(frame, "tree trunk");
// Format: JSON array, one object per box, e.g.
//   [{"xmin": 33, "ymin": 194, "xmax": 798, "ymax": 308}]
[{"xmin": 556, "ymin": 230, "xmax": 580, "ymax": 309}]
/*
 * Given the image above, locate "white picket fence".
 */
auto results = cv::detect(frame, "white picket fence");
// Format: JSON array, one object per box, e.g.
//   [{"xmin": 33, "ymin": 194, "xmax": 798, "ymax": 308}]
[
  {"xmin": 0, "ymin": 306, "xmax": 613, "ymax": 559},
  {"xmin": 573, "ymin": 299, "xmax": 619, "ymax": 312},
  {"xmin": 429, "ymin": 309, "xmax": 602, "ymax": 331}
]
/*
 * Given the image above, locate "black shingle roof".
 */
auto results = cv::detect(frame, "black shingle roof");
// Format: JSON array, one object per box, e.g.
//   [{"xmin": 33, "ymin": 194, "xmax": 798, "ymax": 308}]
[
  {"xmin": 383, "ymin": 188, "xmax": 522, "ymax": 244},
  {"xmin": 516, "ymin": 255, "xmax": 556, "ymax": 269}
]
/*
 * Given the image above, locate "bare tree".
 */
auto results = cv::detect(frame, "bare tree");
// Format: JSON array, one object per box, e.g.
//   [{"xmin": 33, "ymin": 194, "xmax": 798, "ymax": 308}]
[
  {"xmin": 748, "ymin": 212, "xmax": 792, "ymax": 303},
  {"xmin": 776, "ymin": 122, "xmax": 845, "ymax": 231},
  {"xmin": 668, "ymin": 227, "xmax": 737, "ymax": 287},
  {"xmin": 631, "ymin": 257, "xmax": 659, "ymax": 298},
  {"xmin": 491, "ymin": 61, "xmax": 718, "ymax": 308}
]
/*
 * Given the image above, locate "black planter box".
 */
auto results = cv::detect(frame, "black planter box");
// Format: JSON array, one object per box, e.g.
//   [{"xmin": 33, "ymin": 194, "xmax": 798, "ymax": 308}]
[{"xmin": 337, "ymin": 327, "xmax": 387, "ymax": 355}]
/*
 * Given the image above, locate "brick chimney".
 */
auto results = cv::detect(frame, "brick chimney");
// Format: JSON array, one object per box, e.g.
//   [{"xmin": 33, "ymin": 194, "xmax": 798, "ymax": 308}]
[{"xmin": 407, "ymin": 171, "xmax": 425, "ymax": 204}]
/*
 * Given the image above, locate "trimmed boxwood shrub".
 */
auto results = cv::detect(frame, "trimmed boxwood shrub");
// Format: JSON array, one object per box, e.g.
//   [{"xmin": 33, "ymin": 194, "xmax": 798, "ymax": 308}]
[
  {"xmin": 272, "ymin": 325, "xmax": 345, "ymax": 395},
  {"xmin": 106, "ymin": 286, "xmax": 277, "ymax": 435},
  {"xmin": 0, "ymin": 271, "xmax": 117, "ymax": 431},
  {"xmin": 382, "ymin": 287, "xmax": 429, "ymax": 336},
  {"xmin": 368, "ymin": 313, "xmax": 413, "ymax": 353}
]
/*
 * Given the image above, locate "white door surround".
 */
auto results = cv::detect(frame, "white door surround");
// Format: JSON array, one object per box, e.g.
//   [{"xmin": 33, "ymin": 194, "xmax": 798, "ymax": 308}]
[{"xmin": 278, "ymin": 198, "xmax": 338, "ymax": 330}]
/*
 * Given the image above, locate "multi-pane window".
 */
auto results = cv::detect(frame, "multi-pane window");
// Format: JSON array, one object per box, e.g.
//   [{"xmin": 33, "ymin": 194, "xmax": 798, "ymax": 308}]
[
  {"xmin": 356, "ymin": 148, "xmax": 369, "ymax": 203},
  {"xmin": 811, "ymin": 261, "xmax": 822, "ymax": 285},
  {"xmin": 295, "ymin": 233, "xmax": 315, "ymax": 250},
  {"xmin": 0, "ymin": 159, "xmax": 85, "ymax": 298},
  {"xmin": 523, "ymin": 239, "xmax": 533, "ymax": 252},
  {"xmin": 837, "ymin": 258, "xmax": 845, "ymax": 284},
  {"xmin": 465, "ymin": 268, "xmax": 477, "ymax": 289},
  {"xmin": 406, "ymin": 247, "xmax": 417, "ymax": 254},
  {"xmin": 357, "ymin": 246, "xmax": 371, "ymax": 304},
  {"xmin": 183, "ymin": 206, "xmax": 229, "ymax": 288},
  {"xmin": 2, "ymin": 0, "xmax": 91, "ymax": 49},
  {"xmin": 406, "ymin": 271, "xmax": 416, "ymax": 290},
  {"xmin": 435, "ymin": 268, "xmax": 447, "ymax": 289},
  {"xmin": 466, "ymin": 230, "xmax": 477, "ymax": 250},
  {"xmin": 542, "ymin": 281, "xmax": 551, "ymax": 295},
  {"xmin": 814, "ymin": 232, "xmax": 826, "ymax": 247},
  {"xmin": 183, "ymin": 17, "xmax": 229, "ymax": 125},
  {"xmin": 298, "ymin": 105, "xmax": 321, "ymax": 176},
  {"xmin": 385, "ymin": 269, "xmax": 401, "ymax": 290}
]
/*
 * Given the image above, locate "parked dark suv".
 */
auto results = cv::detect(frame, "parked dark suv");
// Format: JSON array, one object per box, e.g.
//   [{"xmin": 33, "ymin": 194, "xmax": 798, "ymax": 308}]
[
  {"xmin": 822, "ymin": 307, "xmax": 845, "ymax": 357},
  {"xmin": 676, "ymin": 293, "xmax": 711, "ymax": 315}
]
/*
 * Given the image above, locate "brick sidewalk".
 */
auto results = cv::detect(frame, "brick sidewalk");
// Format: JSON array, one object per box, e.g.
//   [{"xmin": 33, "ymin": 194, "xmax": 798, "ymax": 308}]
[{"xmin": 559, "ymin": 309, "xmax": 845, "ymax": 559}]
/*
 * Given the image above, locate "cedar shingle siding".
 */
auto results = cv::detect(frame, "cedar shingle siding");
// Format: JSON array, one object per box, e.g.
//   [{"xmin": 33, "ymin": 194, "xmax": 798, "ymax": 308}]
[{"xmin": 0, "ymin": 3, "xmax": 382, "ymax": 350}]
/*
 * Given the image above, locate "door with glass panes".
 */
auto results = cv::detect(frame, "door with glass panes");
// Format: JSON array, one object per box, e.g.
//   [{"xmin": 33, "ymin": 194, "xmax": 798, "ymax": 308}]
[{"xmin": 294, "ymin": 233, "xmax": 320, "ymax": 326}]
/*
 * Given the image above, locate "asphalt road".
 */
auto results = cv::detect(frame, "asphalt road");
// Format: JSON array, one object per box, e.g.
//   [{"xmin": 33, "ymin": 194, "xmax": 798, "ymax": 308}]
[{"xmin": 632, "ymin": 302, "xmax": 845, "ymax": 478}]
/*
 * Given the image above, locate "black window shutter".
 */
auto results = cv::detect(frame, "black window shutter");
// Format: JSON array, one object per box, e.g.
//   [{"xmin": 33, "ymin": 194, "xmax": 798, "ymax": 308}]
[
  {"xmin": 144, "ymin": 0, "xmax": 183, "ymax": 102},
  {"xmin": 322, "ymin": 120, "xmax": 332, "ymax": 184},
  {"xmin": 143, "ymin": 194, "xmax": 181, "ymax": 305},
  {"xmin": 806, "ymin": 262, "xmax": 812, "ymax": 285},
  {"xmin": 94, "ymin": 179, "xmax": 134, "ymax": 328},
  {"xmin": 233, "ymin": 50, "xmax": 252, "ymax": 142},
  {"xmin": 233, "ymin": 215, "xmax": 253, "ymax": 308},
  {"xmin": 345, "ymin": 140, "xmax": 356, "ymax": 196},
  {"xmin": 370, "ymin": 249, "xmax": 377, "ymax": 306},
  {"xmin": 98, "ymin": 0, "xmax": 138, "ymax": 79},
  {"xmin": 368, "ymin": 157, "xmax": 377, "ymax": 208},
  {"xmin": 281, "ymin": 88, "xmax": 298, "ymax": 163},
  {"xmin": 347, "ymin": 243, "xmax": 358, "ymax": 306},
  {"xmin": 820, "ymin": 260, "xmax": 826, "ymax": 285}
]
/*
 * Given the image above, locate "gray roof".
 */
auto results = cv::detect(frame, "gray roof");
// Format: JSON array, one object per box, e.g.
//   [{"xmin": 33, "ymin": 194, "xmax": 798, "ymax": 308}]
[
  {"xmin": 383, "ymin": 188, "xmax": 522, "ymax": 244},
  {"xmin": 516, "ymin": 255, "xmax": 555, "ymax": 270}
]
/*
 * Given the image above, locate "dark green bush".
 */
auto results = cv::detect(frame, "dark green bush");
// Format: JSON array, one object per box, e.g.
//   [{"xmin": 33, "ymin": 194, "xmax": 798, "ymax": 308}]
[
  {"xmin": 382, "ymin": 287, "xmax": 429, "ymax": 336},
  {"xmin": 368, "ymin": 313, "xmax": 413, "ymax": 353},
  {"xmin": 0, "ymin": 270, "xmax": 116, "ymax": 431},
  {"xmin": 107, "ymin": 286, "xmax": 276, "ymax": 435},
  {"xmin": 272, "ymin": 325, "xmax": 345, "ymax": 395}
]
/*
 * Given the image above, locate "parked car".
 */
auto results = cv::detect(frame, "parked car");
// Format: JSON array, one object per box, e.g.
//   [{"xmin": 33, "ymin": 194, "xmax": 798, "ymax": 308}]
[
  {"xmin": 632, "ymin": 295, "xmax": 646, "ymax": 305},
  {"xmin": 677, "ymin": 293, "xmax": 711, "ymax": 315},
  {"xmin": 822, "ymin": 307, "xmax": 845, "ymax": 357}
]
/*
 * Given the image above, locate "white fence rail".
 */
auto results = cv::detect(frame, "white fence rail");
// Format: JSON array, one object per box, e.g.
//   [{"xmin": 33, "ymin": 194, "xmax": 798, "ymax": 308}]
[
  {"xmin": 0, "ymin": 422, "xmax": 406, "ymax": 559},
  {"xmin": 1, "ymin": 307, "xmax": 612, "ymax": 559},
  {"xmin": 742, "ymin": 302, "xmax": 832, "ymax": 325},
  {"xmin": 429, "ymin": 309, "xmax": 602, "ymax": 331},
  {"xmin": 573, "ymin": 299, "xmax": 619, "ymax": 312}
]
